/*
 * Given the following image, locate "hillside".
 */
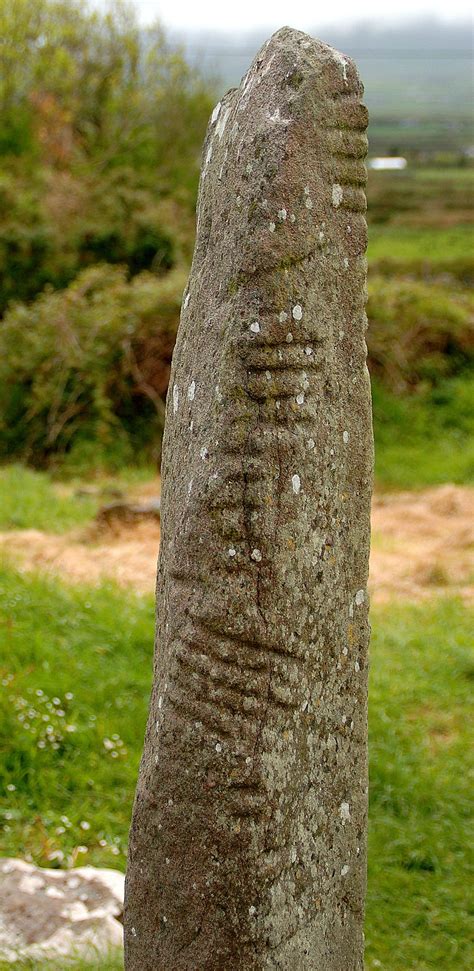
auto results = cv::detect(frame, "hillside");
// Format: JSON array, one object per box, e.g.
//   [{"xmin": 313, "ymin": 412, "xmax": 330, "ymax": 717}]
[{"xmin": 173, "ymin": 19, "xmax": 474, "ymax": 155}]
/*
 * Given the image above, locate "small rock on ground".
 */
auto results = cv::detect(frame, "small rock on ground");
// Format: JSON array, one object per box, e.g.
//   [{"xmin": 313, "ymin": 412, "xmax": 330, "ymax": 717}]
[{"xmin": 0, "ymin": 858, "xmax": 123, "ymax": 963}]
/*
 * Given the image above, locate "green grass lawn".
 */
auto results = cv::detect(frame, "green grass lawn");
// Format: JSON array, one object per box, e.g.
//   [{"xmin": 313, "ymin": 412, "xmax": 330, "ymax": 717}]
[
  {"xmin": 368, "ymin": 225, "xmax": 474, "ymax": 271},
  {"xmin": 372, "ymin": 376, "xmax": 474, "ymax": 489},
  {"xmin": 0, "ymin": 464, "xmax": 157, "ymax": 533},
  {"xmin": 0, "ymin": 564, "xmax": 473, "ymax": 969}
]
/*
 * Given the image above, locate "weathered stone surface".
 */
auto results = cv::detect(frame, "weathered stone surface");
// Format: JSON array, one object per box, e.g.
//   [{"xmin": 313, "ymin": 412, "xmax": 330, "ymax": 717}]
[
  {"xmin": 0, "ymin": 859, "xmax": 123, "ymax": 962},
  {"xmin": 125, "ymin": 26, "xmax": 372, "ymax": 970}
]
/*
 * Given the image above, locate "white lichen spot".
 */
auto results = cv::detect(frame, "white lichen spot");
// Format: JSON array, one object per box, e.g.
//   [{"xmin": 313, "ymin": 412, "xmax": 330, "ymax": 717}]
[
  {"xmin": 339, "ymin": 802, "xmax": 351, "ymax": 823},
  {"xmin": 289, "ymin": 213, "xmax": 296, "ymax": 223},
  {"xmin": 267, "ymin": 107, "xmax": 290, "ymax": 125},
  {"xmin": 184, "ymin": 292, "xmax": 190, "ymax": 310},
  {"xmin": 343, "ymin": 430, "xmax": 349, "ymax": 444},
  {"xmin": 228, "ymin": 547, "xmax": 236, "ymax": 557},
  {"xmin": 286, "ymin": 332, "xmax": 293, "ymax": 343},
  {"xmin": 355, "ymin": 661, "xmax": 360, "ymax": 672},
  {"xmin": 319, "ymin": 230, "xmax": 325, "ymax": 242},
  {"xmin": 296, "ymin": 392, "xmax": 305, "ymax": 405},
  {"xmin": 269, "ymin": 222, "xmax": 276, "ymax": 233},
  {"xmin": 278, "ymin": 311, "xmax": 288, "ymax": 323},
  {"xmin": 172, "ymin": 384, "xmax": 179, "ymax": 414},
  {"xmin": 251, "ymin": 548, "xmax": 262, "ymax": 562},
  {"xmin": 304, "ymin": 186, "xmax": 310, "ymax": 195},
  {"xmin": 187, "ymin": 380, "xmax": 196, "ymax": 402},
  {"xmin": 188, "ymin": 479, "xmax": 193, "ymax": 496},
  {"xmin": 215, "ymin": 743, "xmax": 222, "ymax": 753},
  {"xmin": 203, "ymin": 143, "xmax": 213, "ymax": 178},
  {"xmin": 347, "ymin": 224, "xmax": 352, "ymax": 233},
  {"xmin": 341, "ymin": 864, "xmax": 350, "ymax": 876},
  {"xmin": 249, "ymin": 905, "xmax": 257, "ymax": 916},
  {"xmin": 216, "ymin": 107, "xmax": 230, "ymax": 139},
  {"xmin": 215, "ymin": 384, "xmax": 223, "ymax": 402},
  {"xmin": 245, "ymin": 162, "xmax": 253, "ymax": 175},
  {"xmin": 211, "ymin": 102, "xmax": 221, "ymax": 124},
  {"xmin": 342, "ymin": 646, "xmax": 348, "ymax": 656},
  {"xmin": 343, "ymin": 257, "xmax": 349, "ymax": 270},
  {"xmin": 307, "ymin": 438, "xmax": 315, "ymax": 450},
  {"xmin": 292, "ymin": 474, "xmax": 301, "ymax": 495},
  {"xmin": 355, "ymin": 589, "xmax": 365, "ymax": 606},
  {"xmin": 301, "ymin": 700, "xmax": 309, "ymax": 712},
  {"xmin": 277, "ymin": 209, "xmax": 287, "ymax": 221},
  {"xmin": 349, "ymin": 602, "xmax": 354, "ymax": 618},
  {"xmin": 245, "ymin": 756, "xmax": 252, "ymax": 765},
  {"xmin": 305, "ymin": 197, "xmax": 313, "ymax": 209},
  {"xmin": 304, "ymin": 346, "xmax": 313, "ymax": 356},
  {"xmin": 131, "ymin": 926, "xmax": 137, "ymax": 938},
  {"xmin": 332, "ymin": 184, "xmax": 343, "ymax": 207},
  {"xmin": 200, "ymin": 446, "xmax": 209, "ymax": 460},
  {"xmin": 292, "ymin": 304, "xmax": 303, "ymax": 321},
  {"xmin": 265, "ymin": 370, "xmax": 272, "ymax": 380},
  {"xmin": 250, "ymin": 321, "xmax": 260, "ymax": 334},
  {"xmin": 290, "ymin": 847, "xmax": 297, "ymax": 863},
  {"xmin": 158, "ymin": 696, "xmax": 163, "ymax": 710}
]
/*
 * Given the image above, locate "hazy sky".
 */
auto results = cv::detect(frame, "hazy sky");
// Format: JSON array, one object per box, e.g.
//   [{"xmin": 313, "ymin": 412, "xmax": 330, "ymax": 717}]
[{"xmin": 130, "ymin": 0, "xmax": 472, "ymax": 30}]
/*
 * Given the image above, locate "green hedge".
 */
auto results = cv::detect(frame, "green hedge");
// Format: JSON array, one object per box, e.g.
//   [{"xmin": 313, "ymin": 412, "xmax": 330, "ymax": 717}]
[{"xmin": 0, "ymin": 264, "xmax": 186, "ymax": 468}]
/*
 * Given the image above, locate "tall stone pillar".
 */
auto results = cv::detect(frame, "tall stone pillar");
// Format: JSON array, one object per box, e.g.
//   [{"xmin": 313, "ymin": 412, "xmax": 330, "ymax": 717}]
[{"xmin": 125, "ymin": 27, "xmax": 372, "ymax": 970}]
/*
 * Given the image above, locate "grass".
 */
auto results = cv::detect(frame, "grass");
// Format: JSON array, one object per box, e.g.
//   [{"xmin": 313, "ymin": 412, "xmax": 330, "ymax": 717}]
[
  {"xmin": 0, "ymin": 564, "xmax": 153, "ymax": 870},
  {"xmin": 372, "ymin": 376, "xmax": 474, "ymax": 489},
  {"xmin": 0, "ymin": 955, "xmax": 122, "ymax": 971},
  {"xmin": 0, "ymin": 564, "xmax": 473, "ymax": 969},
  {"xmin": 0, "ymin": 465, "xmax": 97, "ymax": 533},
  {"xmin": 366, "ymin": 599, "xmax": 474, "ymax": 970},
  {"xmin": 0, "ymin": 464, "xmax": 157, "ymax": 533}
]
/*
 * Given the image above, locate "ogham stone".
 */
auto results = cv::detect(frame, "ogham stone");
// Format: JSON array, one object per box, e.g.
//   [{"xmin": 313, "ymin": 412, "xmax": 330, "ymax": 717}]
[{"xmin": 125, "ymin": 26, "xmax": 372, "ymax": 971}]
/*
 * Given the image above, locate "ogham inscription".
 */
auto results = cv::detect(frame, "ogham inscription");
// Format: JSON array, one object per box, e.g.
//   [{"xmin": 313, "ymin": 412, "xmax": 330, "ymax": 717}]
[{"xmin": 125, "ymin": 27, "xmax": 373, "ymax": 971}]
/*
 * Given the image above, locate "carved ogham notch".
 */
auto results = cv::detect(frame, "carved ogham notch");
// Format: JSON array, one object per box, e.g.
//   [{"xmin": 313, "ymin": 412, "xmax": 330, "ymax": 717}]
[{"xmin": 125, "ymin": 27, "xmax": 373, "ymax": 971}]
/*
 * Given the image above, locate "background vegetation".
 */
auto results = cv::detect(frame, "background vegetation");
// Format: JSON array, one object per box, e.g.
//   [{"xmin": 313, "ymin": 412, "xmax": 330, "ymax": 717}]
[{"xmin": 0, "ymin": 1, "xmax": 473, "ymax": 486}]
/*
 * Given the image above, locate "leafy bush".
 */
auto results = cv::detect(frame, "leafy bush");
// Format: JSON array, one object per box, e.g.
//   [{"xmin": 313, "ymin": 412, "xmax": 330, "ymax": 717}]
[
  {"xmin": 0, "ymin": 0, "xmax": 213, "ymax": 313},
  {"xmin": 367, "ymin": 276, "xmax": 474, "ymax": 392},
  {"xmin": 0, "ymin": 264, "xmax": 186, "ymax": 468},
  {"xmin": 1, "ymin": 265, "xmax": 472, "ymax": 472}
]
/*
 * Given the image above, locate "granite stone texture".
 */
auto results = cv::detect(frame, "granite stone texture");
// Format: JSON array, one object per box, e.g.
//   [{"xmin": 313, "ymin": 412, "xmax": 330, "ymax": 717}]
[{"xmin": 125, "ymin": 26, "xmax": 373, "ymax": 970}]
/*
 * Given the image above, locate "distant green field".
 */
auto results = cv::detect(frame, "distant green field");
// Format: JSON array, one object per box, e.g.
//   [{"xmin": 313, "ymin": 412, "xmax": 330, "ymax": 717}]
[
  {"xmin": 368, "ymin": 225, "xmax": 474, "ymax": 267},
  {"xmin": 0, "ymin": 565, "xmax": 473, "ymax": 969}
]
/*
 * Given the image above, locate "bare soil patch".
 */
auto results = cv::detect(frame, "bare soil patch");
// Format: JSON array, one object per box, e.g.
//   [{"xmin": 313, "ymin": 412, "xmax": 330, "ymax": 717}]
[{"xmin": 1, "ymin": 485, "xmax": 472, "ymax": 604}]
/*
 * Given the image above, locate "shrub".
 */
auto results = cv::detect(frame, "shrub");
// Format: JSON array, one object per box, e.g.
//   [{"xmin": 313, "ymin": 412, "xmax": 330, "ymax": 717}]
[
  {"xmin": 367, "ymin": 276, "xmax": 474, "ymax": 392},
  {"xmin": 1, "ymin": 266, "xmax": 472, "ymax": 473},
  {"xmin": 0, "ymin": 0, "xmax": 213, "ymax": 313},
  {"xmin": 0, "ymin": 264, "xmax": 186, "ymax": 468}
]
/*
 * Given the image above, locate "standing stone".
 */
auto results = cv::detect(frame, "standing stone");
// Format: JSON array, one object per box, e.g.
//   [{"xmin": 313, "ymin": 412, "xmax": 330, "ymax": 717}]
[{"xmin": 125, "ymin": 27, "xmax": 372, "ymax": 971}]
